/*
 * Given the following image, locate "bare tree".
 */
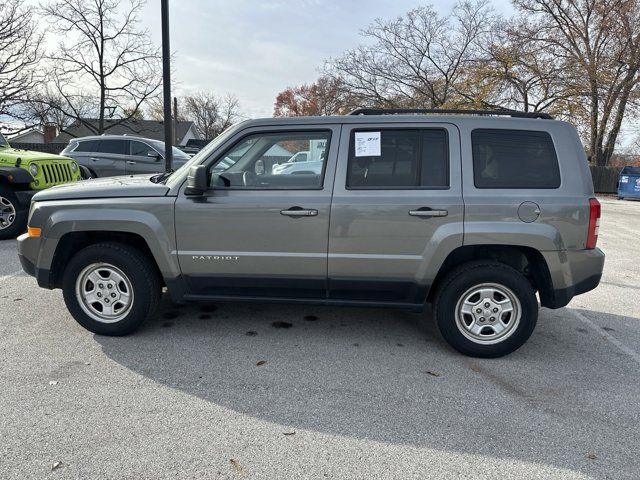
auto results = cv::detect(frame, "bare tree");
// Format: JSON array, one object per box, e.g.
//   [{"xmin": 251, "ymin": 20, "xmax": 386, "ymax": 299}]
[
  {"xmin": 39, "ymin": 0, "xmax": 161, "ymax": 135},
  {"xmin": 325, "ymin": 1, "xmax": 495, "ymax": 109},
  {"xmin": 513, "ymin": 0, "xmax": 640, "ymax": 166},
  {"xmin": 20, "ymin": 89, "xmax": 90, "ymax": 133},
  {"xmin": 0, "ymin": 0, "xmax": 43, "ymax": 123},
  {"xmin": 182, "ymin": 92, "xmax": 242, "ymax": 139}
]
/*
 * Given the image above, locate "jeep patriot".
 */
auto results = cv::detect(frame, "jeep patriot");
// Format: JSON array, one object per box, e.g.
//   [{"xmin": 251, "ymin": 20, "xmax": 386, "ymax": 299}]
[{"xmin": 17, "ymin": 109, "xmax": 605, "ymax": 357}]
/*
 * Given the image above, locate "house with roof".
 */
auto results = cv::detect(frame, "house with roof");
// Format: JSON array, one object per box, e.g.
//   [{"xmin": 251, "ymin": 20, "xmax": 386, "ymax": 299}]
[
  {"xmin": 8, "ymin": 128, "xmax": 45, "ymax": 144},
  {"xmin": 53, "ymin": 119, "xmax": 201, "ymax": 146}
]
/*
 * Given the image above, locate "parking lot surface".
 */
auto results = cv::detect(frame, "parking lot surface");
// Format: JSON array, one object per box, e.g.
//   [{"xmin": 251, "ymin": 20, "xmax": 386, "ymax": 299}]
[{"xmin": 1, "ymin": 198, "xmax": 639, "ymax": 479}]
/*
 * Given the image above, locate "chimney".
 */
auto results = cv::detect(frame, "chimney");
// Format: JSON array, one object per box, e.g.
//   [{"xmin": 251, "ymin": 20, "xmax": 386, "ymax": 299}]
[{"xmin": 43, "ymin": 123, "xmax": 57, "ymax": 144}]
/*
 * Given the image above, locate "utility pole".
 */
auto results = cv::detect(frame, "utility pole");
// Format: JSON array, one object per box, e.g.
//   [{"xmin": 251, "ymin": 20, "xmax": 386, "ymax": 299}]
[
  {"xmin": 161, "ymin": 0, "xmax": 172, "ymax": 172},
  {"xmin": 173, "ymin": 96, "xmax": 179, "ymax": 148}
]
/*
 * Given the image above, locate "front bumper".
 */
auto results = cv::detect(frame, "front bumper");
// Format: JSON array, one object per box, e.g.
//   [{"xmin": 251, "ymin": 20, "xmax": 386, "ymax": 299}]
[
  {"xmin": 17, "ymin": 232, "xmax": 53, "ymax": 288},
  {"xmin": 542, "ymin": 248, "xmax": 605, "ymax": 308}
]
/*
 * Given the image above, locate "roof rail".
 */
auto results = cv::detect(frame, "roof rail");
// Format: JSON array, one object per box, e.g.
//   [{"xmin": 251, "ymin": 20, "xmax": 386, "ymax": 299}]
[{"xmin": 348, "ymin": 108, "xmax": 553, "ymax": 120}]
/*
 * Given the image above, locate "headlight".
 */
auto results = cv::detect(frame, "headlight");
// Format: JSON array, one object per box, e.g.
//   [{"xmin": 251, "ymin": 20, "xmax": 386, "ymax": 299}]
[
  {"xmin": 70, "ymin": 162, "xmax": 78, "ymax": 172},
  {"xmin": 29, "ymin": 163, "xmax": 38, "ymax": 176}
]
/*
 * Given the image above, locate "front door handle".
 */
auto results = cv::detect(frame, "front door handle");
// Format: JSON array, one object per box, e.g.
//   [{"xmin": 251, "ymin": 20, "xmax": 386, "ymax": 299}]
[
  {"xmin": 126, "ymin": 161, "xmax": 136, "ymax": 165},
  {"xmin": 408, "ymin": 208, "xmax": 448, "ymax": 217},
  {"xmin": 280, "ymin": 207, "xmax": 318, "ymax": 217}
]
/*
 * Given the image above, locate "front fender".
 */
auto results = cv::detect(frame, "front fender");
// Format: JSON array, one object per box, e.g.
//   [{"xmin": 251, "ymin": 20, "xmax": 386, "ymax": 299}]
[{"xmin": 31, "ymin": 198, "xmax": 180, "ymax": 279}]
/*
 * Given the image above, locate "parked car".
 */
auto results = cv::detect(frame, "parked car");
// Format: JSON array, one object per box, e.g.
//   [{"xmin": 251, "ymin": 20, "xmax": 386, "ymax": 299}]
[
  {"xmin": 272, "ymin": 159, "xmax": 323, "ymax": 176},
  {"xmin": 18, "ymin": 109, "xmax": 604, "ymax": 358},
  {"xmin": 272, "ymin": 151, "xmax": 310, "ymax": 174},
  {"xmin": 0, "ymin": 132, "xmax": 82, "ymax": 239},
  {"xmin": 60, "ymin": 135, "xmax": 190, "ymax": 178}
]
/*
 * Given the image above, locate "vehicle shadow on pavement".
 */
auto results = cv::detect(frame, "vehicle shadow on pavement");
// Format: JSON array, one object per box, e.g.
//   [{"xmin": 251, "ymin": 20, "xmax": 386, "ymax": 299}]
[{"xmin": 95, "ymin": 294, "xmax": 640, "ymax": 478}]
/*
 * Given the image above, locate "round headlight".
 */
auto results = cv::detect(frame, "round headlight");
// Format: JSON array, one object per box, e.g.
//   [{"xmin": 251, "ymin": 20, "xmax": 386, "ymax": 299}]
[
  {"xmin": 71, "ymin": 162, "xmax": 78, "ymax": 172},
  {"xmin": 29, "ymin": 163, "xmax": 38, "ymax": 176}
]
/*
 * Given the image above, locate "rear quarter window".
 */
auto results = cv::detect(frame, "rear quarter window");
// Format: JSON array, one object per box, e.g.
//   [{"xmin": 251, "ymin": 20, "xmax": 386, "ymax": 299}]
[
  {"xmin": 73, "ymin": 140, "xmax": 99, "ymax": 153},
  {"xmin": 471, "ymin": 129, "xmax": 560, "ymax": 189}
]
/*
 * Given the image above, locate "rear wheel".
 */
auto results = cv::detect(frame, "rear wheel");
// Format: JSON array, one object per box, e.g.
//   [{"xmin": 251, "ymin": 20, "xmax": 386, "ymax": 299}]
[
  {"xmin": 433, "ymin": 261, "xmax": 538, "ymax": 358},
  {"xmin": 62, "ymin": 242, "xmax": 161, "ymax": 335},
  {"xmin": 0, "ymin": 186, "xmax": 27, "ymax": 240}
]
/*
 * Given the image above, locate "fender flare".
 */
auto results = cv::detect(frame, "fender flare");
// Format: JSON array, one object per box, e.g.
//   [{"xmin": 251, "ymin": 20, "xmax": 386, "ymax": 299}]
[{"xmin": 0, "ymin": 167, "xmax": 34, "ymax": 185}]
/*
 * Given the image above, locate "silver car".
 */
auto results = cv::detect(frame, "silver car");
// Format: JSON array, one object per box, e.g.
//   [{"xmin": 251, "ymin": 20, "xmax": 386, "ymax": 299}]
[
  {"xmin": 18, "ymin": 108, "xmax": 605, "ymax": 358},
  {"xmin": 60, "ymin": 135, "xmax": 190, "ymax": 177}
]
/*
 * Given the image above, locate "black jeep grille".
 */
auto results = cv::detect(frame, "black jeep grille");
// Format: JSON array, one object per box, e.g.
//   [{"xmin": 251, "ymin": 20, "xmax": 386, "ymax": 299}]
[{"xmin": 42, "ymin": 163, "xmax": 73, "ymax": 185}]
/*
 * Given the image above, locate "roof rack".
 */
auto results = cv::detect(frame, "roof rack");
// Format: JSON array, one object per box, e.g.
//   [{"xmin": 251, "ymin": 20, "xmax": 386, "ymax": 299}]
[{"xmin": 348, "ymin": 108, "xmax": 553, "ymax": 120}]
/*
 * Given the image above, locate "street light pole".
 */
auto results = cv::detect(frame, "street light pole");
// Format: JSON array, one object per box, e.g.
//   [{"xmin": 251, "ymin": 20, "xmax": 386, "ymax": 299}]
[{"xmin": 161, "ymin": 0, "xmax": 172, "ymax": 173}]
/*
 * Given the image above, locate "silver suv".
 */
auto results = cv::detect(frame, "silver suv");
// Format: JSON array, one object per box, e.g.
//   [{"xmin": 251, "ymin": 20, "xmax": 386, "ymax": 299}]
[
  {"xmin": 17, "ymin": 109, "xmax": 605, "ymax": 358},
  {"xmin": 61, "ymin": 135, "xmax": 190, "ymax": 177}
]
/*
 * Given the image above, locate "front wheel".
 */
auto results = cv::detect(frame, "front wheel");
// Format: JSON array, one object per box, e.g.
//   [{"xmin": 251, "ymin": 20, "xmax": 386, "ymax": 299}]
[
  {"xmin": 62, "ymin": 242, "xmax": 161, "ymax": 335},
  {"xmin": 433, "ymin": 261, "xmax": 538, "ymax": 358},
  {"xmin": 0, "ymin": 186, "xmax": 27, "ymax": 240}
]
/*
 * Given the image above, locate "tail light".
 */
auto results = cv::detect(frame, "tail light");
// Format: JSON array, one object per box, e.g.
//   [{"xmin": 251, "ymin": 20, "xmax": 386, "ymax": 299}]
[{"xmin": 586, "ymin": 198, "xmax": 601, "ymax": 249}]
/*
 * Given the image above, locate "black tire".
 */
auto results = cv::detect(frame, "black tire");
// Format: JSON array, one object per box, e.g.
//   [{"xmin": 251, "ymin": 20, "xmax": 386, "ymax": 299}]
[
  {"xmin": 433, "ymin": 261, "xmax": 538, "ymax": 358},
  {"xmin": 62, "ymin": 242, "xmax": 161, "ymax": 336},
  {"xmin": 79, "ymin": 165, "xmax": 95, "ymax": 179},
  {"xmin": 0, "ymin": 185, "xmax": 27, "ymax": 240}
]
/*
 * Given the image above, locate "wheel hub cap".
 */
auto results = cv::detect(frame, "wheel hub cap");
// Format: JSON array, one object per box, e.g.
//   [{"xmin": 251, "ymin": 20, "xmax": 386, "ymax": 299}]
[
  {"xmin": 0, "ymin": 196, "xmax": 16, "ymax": 230},
  {"xmin": 455, "ymin": 283, "xmax": 521, "ymax": 345},
  {"xmin": 75, "ymin": 263, "xmax": 134, "ymax": 323}
]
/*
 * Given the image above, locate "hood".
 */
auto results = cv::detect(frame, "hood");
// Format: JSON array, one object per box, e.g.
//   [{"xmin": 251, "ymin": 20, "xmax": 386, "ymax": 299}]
[
  {"xmin": 0, "ymin": 146, "xmax": 73, "ymax": 165},
  {"xmin": 33, "ymin": 174, "xmax": 170, "ymax": 201}
]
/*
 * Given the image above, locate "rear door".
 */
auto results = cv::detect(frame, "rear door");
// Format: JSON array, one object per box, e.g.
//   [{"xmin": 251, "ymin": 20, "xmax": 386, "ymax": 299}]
[
  {"xmin": 328, "ymin": 123, "xmax": 463, "ymax": 304},
  {"xmin": 89, "ymin": 139, "xmax": 127, "ymax": 177}
]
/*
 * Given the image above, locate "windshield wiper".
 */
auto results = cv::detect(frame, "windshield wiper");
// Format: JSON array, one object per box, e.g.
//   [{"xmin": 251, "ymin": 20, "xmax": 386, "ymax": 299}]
[{"xmin": 150, "ymin": 170, "xmax": 173, "ymax": 183}]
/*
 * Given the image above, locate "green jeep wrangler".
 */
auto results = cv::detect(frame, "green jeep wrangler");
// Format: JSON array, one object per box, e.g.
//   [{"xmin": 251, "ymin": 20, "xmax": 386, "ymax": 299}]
[{"xmin": 0, "ymin": 131, "xmax": 82, "ymax": 239}]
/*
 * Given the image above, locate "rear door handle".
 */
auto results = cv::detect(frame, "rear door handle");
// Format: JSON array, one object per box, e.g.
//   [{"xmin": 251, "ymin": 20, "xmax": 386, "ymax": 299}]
[
  {"xmin": 90, "ymin": 157, "xmax": 100, "ymax": 162},
  {"xmin": 280, "ymin": 207, "xmax": 318, "ymax": 217},
  {"xmin": 408, "ymin": 208, "xmax": 448, "ymax": 217},
  {"xmin": 126, "ymin": 161, "xmax": 136, "ymax": 165}
]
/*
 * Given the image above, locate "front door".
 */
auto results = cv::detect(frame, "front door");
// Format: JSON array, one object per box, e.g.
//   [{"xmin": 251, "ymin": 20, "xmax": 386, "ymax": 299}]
[
  {"xmin": 328, "ymin": 123, "xmax": 464, "ymax": 304},
  {"xmin": 127, "ymin": 139, "xmax": 164, "ymax": 175},
  {"xmin": 174, "ymin": 126, "xmax": 339, "ymax": 299}
]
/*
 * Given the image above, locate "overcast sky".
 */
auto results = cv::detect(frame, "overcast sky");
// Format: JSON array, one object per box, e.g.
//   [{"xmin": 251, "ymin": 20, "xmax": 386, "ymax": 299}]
[{"xmin": 138, "ymin": 0, "xmax": 514, "ymax": 118}]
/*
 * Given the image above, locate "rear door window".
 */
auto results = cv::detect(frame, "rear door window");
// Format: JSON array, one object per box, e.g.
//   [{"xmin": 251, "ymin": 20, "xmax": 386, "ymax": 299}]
[
  {"xmin": 96, "ymin": 139, "xmax": 128, "ymax": 155},
  {"xmin": 471, "ymin": 129, "xmax": 560, "ymax": 189},
  {"xmin": 346, "ymin": 129, "xmax": 449, "ymax": 189}
]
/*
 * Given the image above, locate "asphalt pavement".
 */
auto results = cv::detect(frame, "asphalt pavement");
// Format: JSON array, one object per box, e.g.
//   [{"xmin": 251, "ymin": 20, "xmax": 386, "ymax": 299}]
[{"xmin": 0, "ymin": 198, "xmax": 639, "ymax": 479}]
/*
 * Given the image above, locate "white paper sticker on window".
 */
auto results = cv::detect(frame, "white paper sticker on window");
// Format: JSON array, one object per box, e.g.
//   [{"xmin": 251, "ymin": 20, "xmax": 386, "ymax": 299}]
[{"xmin": 354, "ymin": 131, "xmax": 381, "ymax": 157}]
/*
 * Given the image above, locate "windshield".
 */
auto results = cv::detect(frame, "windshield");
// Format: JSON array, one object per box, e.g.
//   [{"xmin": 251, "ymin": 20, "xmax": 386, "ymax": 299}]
[
  {"xmin": 146, "ymin": 139, "xmax": 191, "ymax": 160},
  {"xmin": 163, "ymin": 124, "xmax": 240, "ymax": 187},
  {"xmin": 0, "ymin": 132, "xmax": 7, "ymax": 146}
]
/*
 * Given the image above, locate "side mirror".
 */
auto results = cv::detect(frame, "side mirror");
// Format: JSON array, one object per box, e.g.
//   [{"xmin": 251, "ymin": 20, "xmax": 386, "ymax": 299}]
[
  {"xmin": 185, "ymin": 165, "xmax": 208, "ymax": 196},
  {"xmin": 148, "ymin": 150, "xmax": 162, "ymax": 161}
]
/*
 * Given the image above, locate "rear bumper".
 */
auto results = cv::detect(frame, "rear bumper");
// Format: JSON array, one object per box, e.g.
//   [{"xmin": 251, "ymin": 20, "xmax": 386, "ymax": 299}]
[{"xmin": 542, "ymin": 248, "xmax": 605, "ymax": 308}]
